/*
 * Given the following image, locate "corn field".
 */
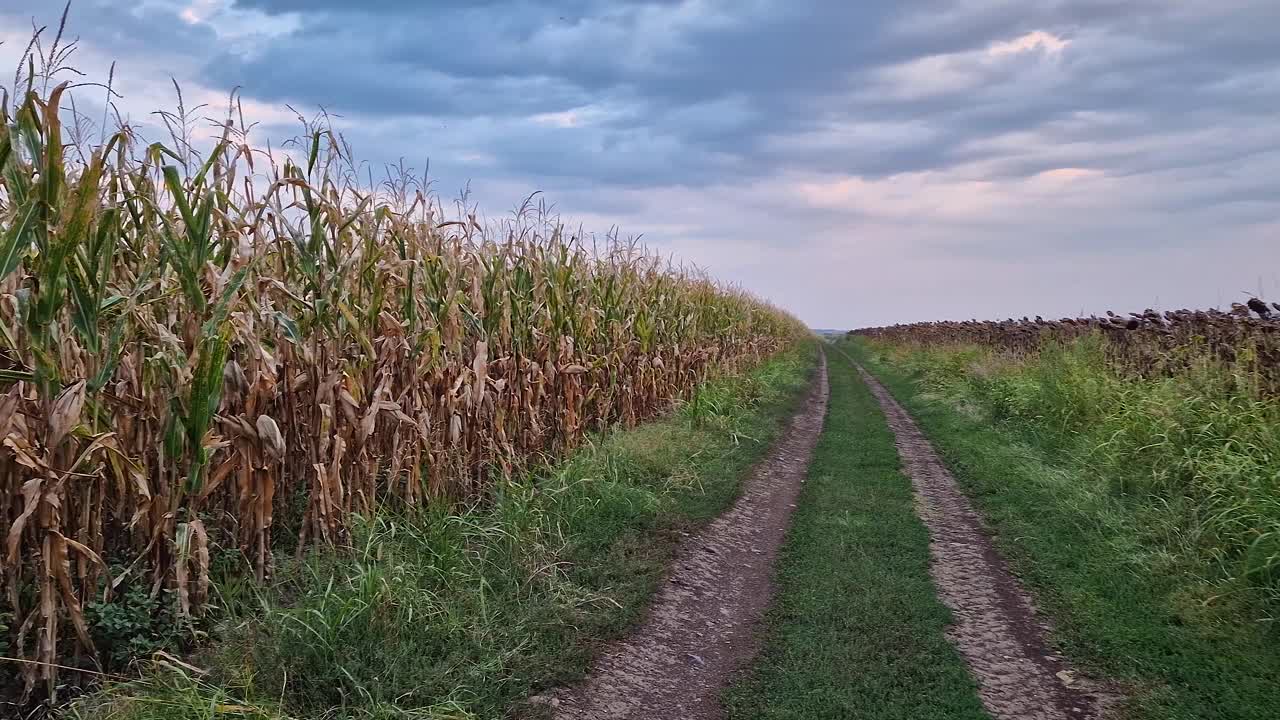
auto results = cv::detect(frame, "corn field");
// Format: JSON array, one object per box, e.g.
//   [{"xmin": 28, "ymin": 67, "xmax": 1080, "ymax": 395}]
[
  {"xmin": 0, "ymin": 81, "xmax": 803, "ymax": 700},
  {"xmin": 852, "ymin": 301, "xmax": 1280, "ymax": 394}
]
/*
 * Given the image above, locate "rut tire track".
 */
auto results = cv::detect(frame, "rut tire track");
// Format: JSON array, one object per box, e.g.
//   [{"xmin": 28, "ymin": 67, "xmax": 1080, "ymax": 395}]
[
  {"xmin": 537, "ymin": 353, "xmax": 829, "ymax": 720},
  {"xmin": 858, "ymin": 364, "xmax": 1113, "ymax": 720}
]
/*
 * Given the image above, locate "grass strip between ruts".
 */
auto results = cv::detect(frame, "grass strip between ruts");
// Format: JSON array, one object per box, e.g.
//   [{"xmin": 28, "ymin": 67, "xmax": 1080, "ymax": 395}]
[{"xmin": 724, "ymin": 345, "xmax": 989, "ymax": 720}]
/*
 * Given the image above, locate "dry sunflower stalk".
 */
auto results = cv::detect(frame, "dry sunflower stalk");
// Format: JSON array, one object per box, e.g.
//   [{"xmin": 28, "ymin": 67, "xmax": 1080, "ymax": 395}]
[{"xmin": 853, "ymin": 303, "xmax": 1280, "ymax": 393}]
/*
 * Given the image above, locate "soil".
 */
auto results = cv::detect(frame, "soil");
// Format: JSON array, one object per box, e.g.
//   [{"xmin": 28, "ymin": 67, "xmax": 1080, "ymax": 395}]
[
  {"xmin": 858, "ymin": 365, "xmax": 1113, "ymax": 720},
  {"xmin": 532, "ymin": 354, "xmax": 1115, "ymax": 720},
  {"xmin": 536, "ymin": 353, "xmax": 829, "ymax": 720}
]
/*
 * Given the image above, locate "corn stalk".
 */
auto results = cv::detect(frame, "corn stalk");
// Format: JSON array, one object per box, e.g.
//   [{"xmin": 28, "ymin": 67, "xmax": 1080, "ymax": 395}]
[{"xmin": 0, "ymin": 83, "xmax": 805, "ymax": 700}]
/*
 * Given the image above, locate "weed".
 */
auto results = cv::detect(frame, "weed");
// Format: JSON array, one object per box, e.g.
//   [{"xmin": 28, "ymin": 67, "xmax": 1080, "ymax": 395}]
[{"xmin": 854, "ymin": 338, "xmax": 1280, "ymax": 719}]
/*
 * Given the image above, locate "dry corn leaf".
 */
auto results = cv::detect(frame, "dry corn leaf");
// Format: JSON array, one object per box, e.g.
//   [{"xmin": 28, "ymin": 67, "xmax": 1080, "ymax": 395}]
[{"xmin": 47, "ymin": 380, "xmax": 86, "ymax": 449}]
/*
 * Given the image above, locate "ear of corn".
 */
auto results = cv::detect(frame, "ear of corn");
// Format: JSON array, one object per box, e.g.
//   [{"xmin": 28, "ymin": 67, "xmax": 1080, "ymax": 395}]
[{"xmin": 0, "ymin": 84, "xmax": 805, "ymax": 700}]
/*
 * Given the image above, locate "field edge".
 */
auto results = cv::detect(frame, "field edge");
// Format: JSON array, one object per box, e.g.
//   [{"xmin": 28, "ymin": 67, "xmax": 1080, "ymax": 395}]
[
  {"xmin": 67, "ymin": 342, "xmax": 822, "ymax": 720},
  {"xmin": 849, "ymin": 337, "xmax": 1280, "ymax": 720}
]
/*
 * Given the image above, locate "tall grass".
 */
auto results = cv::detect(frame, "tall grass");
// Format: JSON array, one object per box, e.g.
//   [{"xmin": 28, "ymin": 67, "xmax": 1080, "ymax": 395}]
[
  {"xmin": 853, "ymin": 338, "xmax": 1280, "ymax": 719},
  {"xmin": 0, "ymin": 36, "xmax": 804, "ymax": 701},
  {"xmin": 862, "ymin": 336, "xmax": 1280, "ymax": 619}
]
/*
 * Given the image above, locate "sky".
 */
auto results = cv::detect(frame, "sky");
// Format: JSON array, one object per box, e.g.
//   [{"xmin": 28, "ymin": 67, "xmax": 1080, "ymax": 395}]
[{"xmin": 2, "ymin": 1, "xmax": 1279, "ymax": 329}]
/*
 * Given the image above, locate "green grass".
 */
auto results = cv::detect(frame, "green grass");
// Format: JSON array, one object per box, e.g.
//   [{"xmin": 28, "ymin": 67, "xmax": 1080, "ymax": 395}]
[
  {"xmin": 723, "ymin": 345, "xmax": 989, "ymax": 720},
  {"xmin": 851, "ymin": 338, "xmax": 1280, "ymax": 720},
  {"xmin": 68, "ymin": 344, "xmax": 819, "ymax": 720}
]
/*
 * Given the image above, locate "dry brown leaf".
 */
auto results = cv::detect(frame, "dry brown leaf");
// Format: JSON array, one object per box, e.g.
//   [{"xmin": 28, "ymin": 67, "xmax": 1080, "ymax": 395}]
[
  {"xmin": 0, "ymin": 385, "xmax": 23, "ymax": 438},
  {"xmin": 47, "ymin": 380, "xmax": 86, "ymax": 448},
  {"xmin": 6, "ymin": 478, "xmax": 43, "ymax": 564},
  {"xmin": 50, "ymin": 533, "xmax": 98, "ymax": 656},
  {"xmin": 473, "ymin": 340, "xmax": 489, "ymax": 408}
]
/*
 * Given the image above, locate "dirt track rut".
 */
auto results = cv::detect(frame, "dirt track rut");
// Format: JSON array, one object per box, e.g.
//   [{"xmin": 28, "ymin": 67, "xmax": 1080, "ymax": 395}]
[
  {"xmin": 858, "ymin": 365, "xmax": 1109, "ymax": 720},
  {"xmin": 541, "ymin": 354, "xmax": 829, "ymax": 720}
]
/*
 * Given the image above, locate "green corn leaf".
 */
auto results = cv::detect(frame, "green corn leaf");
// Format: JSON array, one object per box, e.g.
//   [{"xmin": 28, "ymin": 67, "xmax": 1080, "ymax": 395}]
[
  {"xmin": 191, "ymin": 141, "xmax": 227, "ymax": 188},
  {"xmin": 41, "ymin": 84, "xmax": 69, "ymax": 218},
  {"xmin": 1, "ymin": 120, "xmax": 31, "ymax": 208},
  {"xmin": 158, "ymin": 215, "xmax": 205, "ymax": 312},
  {"xmin": 337, "ymin": 301, "xmax": 375, "ymax": 358},
  {"xmin": 337, "ymin": 196, "xmax": 371, "ymax": 236},
  {"xmin": 273, "ymin": 311, "xmax": 303, "ymax": 346},
  {"xmin": 0, "ymin": 120, "xmax": 11, "ymax": 180},
  {"xmin": 88, "ymin": 318, "xmax": 129, "ymax": 393},
  {"xmin": 162, "ymin": 165, "xmax": 199, "ymax": 242},
  {"xmin": 148, "ymin": 142, "xmax": 183, "ymax": 165},
  {"xmin": 307, "ymin": 131, "xmax": 321, "ymax": 176},
  {"xmin": 14, "ymin": 98, "xmax": 43, "ymax": 189},
  {"xmin": 0, "ymin": 369, "xmax": 34, "ymax": 385},
  {"xmin": 98, "ymin": 294, "xmax": 127, "ymax": 314},
  {"xmin": 0, "ymin": 201, "xmax": 38, "ymax": 279},
  {"xmin": 200, "ymin": 266, "xmax": 249, "ymax": 337},
  {"xmin": 163, "ymin": 399, "xmax": 186, "ymax": 461},
  {"xmin": 185, "ymin": 332, "xmax": 230, "ymax": 492},
  {"xmin": 67, "ymin": 253, "xmax": 101, "ymax": 352},
  {"xmin": 194, "ymin": 192, "xmax": 214, "ymax": 262}
]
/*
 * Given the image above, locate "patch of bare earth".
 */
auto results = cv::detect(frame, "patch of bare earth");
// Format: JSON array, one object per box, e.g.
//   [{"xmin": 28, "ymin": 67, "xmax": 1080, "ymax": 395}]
[
  {"xmin": 859, "ymin": 366, "xmax": 1114, "ymax": 720},
  {"xmin": 535, "ymin": 354, "xmax": 829, "ymax": 720}
]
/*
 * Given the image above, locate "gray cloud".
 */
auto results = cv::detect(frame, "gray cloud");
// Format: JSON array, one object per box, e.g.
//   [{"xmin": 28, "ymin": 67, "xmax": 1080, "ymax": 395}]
[
  {"xmin": 3, "ymin": 0, "xmax": 1279, "ymax": 326},
  {"xmin": 1, "ymin": 1, "xmax": 216, "ymax": 60},
  {"xmin": 194, "ymin": 1, "xmax": 1280, "ymax": 192}
]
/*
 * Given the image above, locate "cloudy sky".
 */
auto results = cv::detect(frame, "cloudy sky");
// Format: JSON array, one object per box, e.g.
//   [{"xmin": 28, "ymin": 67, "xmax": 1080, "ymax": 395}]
[{"xmin": 2, "ymin": 1, "xmax": 1279, "ymax": 329}]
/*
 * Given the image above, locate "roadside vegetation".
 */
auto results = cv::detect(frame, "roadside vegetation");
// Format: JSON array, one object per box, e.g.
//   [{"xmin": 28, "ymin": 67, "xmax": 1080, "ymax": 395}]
[
  {"xmin": 850, "ymin": 333, "xmax": 1280, "ymax": 720},
  {"xmin": 67, "ymin": 345, "xmax": 818, "ymax": 719},
  {"xmin": 723, "ymin": 344, "xmax": 987, "ymax": 720}
]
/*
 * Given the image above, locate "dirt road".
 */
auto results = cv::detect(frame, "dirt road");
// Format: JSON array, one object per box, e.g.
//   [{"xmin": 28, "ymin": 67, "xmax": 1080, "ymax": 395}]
[
  {"xmin": 858, "ymin": 365, "xmax": 1109, "ymax": 720},
  {"xmin": 543, "ymin": 354, "xmax": 829, "ymax": 720},
  {"xmin": 540, "ymin": 354, "xmax": 1113, "ymax": 720}
]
